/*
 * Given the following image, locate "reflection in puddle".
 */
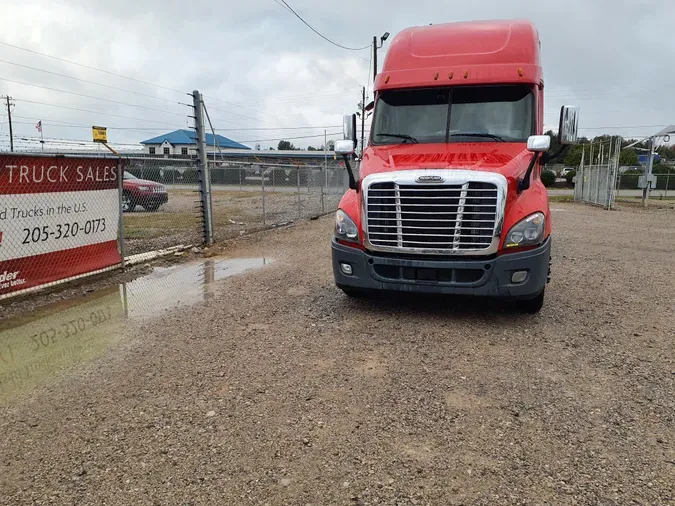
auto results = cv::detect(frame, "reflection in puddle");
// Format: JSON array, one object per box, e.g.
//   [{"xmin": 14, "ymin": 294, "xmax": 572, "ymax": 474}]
[{"xmin": 0, "ymin": 258, "xmax": 271, "ymax": 403}]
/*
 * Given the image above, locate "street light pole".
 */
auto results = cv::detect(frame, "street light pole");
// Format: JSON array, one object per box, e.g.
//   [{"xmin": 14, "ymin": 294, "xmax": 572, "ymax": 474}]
[
  {"xmin": 373, "ymin": 32, "xmax": 390, "ymax": 83},
  {"xmin": 373, "ymin": 36, "xmax": 377, "ymax": 83}
]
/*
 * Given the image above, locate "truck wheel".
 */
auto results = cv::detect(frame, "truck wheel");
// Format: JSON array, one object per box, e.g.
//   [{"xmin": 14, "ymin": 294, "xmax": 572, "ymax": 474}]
[
  {"xmin": 144, "ymin": 203, "xmax": 160, "ymax": 212},
  {"xmin": 122, "ymin": 192, "xmax": 136, "ymax": 213},
  {"xmin": 338, "ymin": 285, "xmax": 368, "ymax": 298},
  {"xmin": 515, "ymin": 290, "xmax": 545, "ymax": 314}
]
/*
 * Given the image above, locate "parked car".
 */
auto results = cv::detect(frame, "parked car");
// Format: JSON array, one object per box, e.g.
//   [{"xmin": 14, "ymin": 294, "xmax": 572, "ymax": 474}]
[
  {"xmin": 561, "ymin": 167, "xmax": 574, "ymax": 177},
  {"xmin": 122, "ymin": 172, "xmax": 168, "ymax": 212}
]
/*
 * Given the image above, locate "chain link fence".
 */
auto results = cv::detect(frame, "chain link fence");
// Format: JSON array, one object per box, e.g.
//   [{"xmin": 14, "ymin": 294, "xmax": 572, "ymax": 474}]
[
  {"xmin": 574, "ymin": 163, "xmax": 617, "ymax": 208},
  {"xmin": 1, "ymin": 149, "xmax": 349, "ymax": 300},
  {"xmin": 615, "ymin": 171, "xmax": 674, "ymax": 198},
  {"xmin": 206, "ymin": 158, "xmax": 348, "ymax": 242},
  {"xmin": 121, "ymin": 156, "xmax": 202, "ymax": 255}
]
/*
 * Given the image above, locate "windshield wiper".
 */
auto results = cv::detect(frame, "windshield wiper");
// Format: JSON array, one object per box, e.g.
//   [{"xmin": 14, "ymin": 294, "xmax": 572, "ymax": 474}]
[
  {"xmin": 376, "ymin": 133, "xmax": 419, "ymax": 144},
  {"xmin": 448, "ymin": 132, "xmax": 506, "ymax": 142}
]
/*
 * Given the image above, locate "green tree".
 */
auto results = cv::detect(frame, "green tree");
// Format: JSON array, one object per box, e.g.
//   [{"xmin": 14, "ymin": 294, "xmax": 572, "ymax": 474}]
[
  {"xmin": 277, "ymin": 140, "xmax": 296, "ymax": 150},
  {"xmin": 541, "ymin": 170, "xmax": 556, "ymax": 187},
  {"xmin": 307, "ymin": 146, "xmax": 317, "ymax": 151},
  {"xmin": 619, "ymin": 149, "xmax": 639, "ymax": 166},
  {"xmin": 563, "ymin": 144, "xmax": 584, "ymax": 167}
]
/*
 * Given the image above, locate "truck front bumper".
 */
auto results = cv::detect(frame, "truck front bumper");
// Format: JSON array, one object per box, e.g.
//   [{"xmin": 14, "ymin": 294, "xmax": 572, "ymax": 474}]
[{"xmin": 332, "ymin": 237, "xmax": 551, "ymax": 299}]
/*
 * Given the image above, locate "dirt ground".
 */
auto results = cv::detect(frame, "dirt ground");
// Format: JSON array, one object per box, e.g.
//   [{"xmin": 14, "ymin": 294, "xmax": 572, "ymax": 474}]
[{"xmin": 1, "ymin": 202, "xmax": 674, "ymax": 505}]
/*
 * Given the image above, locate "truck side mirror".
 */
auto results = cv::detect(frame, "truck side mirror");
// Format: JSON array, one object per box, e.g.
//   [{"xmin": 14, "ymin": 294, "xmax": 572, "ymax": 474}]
[
  {"xmin": 334, "ymin": 140, "xmax": 355, "ymax": 155},
  {"xmin": 343, "ymin": 114, "xmax": 357, "ymax": 146},
  {"xmin": 334, "ymin": 140, "xmax": 358, "ymax": 191},
  {"xmin": 527, "ymin": 135, "xmax": 551, "ymax": 152},
  {"xmin": 558, "ymin": 105, "xmax": 580, "ymax": 145}
]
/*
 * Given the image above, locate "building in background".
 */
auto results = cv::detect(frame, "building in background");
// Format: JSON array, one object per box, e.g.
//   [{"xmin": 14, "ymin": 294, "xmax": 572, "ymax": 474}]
[{"xmin": 140, "ymin": 129, "xmax": 250, "ymax": 156}]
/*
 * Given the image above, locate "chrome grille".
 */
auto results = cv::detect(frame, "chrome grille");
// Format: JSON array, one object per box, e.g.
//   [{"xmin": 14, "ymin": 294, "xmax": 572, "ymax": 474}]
[{"xmin": 365, "ymin": 175, "xmax": 502, "ymax": 255}]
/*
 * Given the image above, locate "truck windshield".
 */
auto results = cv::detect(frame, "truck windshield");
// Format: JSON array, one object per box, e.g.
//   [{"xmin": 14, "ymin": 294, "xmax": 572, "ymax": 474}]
[{"xmin": 371, "ymin": 85, "xmax": 534, "ymax": 145}]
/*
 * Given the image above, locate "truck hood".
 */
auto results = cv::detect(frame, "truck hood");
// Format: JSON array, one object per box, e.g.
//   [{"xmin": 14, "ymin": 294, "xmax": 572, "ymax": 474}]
[{"xmin": 360, "ymin": 142, "xmax": 533, "ymax": 180}]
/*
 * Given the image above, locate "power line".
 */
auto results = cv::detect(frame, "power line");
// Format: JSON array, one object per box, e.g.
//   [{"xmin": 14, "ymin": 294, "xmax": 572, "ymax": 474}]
[
  {"xmin": 275, "ymin": 0, "xmax": 370, "ymax": 60},
  {"xmin": 0, "ymin": 40, "xmax": 186, "ymax": 96},
  {"xmin": 12, "ymin": 98, "xmax": 189, "ymax": 128},
  {"xmin": 239, "ymin": 131, "xmax": 342, "ymax": 143},
  {"xmin": 216, "ymin": 125, "xmax": 341, "ymax": 131},
  {"xmin": 0, "ymin": 59, "xmax": 188, "ymax": 106},
  {"xmin": 8, "ymin": 115, "xmax": 341, "ymax": 132},
  {"xmin": 0, "ymin": 77, "xmax": 190, "ymax": 118},
  {"xmin": 579, "ymin": 125, "xmax": 670, "ymax": 131},
  {"xmin": 223, "ymin": 90, "xmax": 355, "ymax": 105},
  {"xmin": 204, "ymin": 104, "xmax": 277, "ymax": 126},
  {"xmin": 202, "ymin": 94, "xmax": 295, "ymax": 126},
  {"xmin": 1, "ymin": 133, "xmax": 145, "ymax": 148}
]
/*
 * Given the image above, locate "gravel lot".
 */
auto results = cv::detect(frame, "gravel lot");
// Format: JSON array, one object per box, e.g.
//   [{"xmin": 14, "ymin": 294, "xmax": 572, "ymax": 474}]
[{"xmin": 1, "ymin": 202, "xmax": 674, "ymax": 505}]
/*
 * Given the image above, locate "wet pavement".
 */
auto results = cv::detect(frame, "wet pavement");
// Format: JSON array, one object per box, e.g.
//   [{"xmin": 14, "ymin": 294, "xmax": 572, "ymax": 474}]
[{"xmin": 0, "ymin": 257, "xmax": 271, "ymax": 404}]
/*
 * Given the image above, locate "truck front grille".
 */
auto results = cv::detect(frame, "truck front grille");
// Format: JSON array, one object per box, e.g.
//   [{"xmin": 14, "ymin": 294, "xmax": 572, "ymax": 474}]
[{"xmin": 366, "ymin": 181, "xmax": 499, "ymax": 253}]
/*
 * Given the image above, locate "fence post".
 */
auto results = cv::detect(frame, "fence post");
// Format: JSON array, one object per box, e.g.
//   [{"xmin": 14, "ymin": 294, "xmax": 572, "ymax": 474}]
[
  {"xmin": 296, "ymin": 166, "xmax": 301, "ymax": 219},
  {"xmin": 117, "ymin": 157, "xmax": 126, "ymax": 268},
  {"xmin": 193, "ymin": 90, "xmax": 213, "ymax": 245},
  {"xmin": 261, "ymin": 167, "xmax": 266, "ymax": 226},
  {"xmin": 320, "ymin": 168, "xmax": 325, "ymax": 213},
  {"xmin": 666, "ymin": 173, "xmax": 670, "ymax": 198}
]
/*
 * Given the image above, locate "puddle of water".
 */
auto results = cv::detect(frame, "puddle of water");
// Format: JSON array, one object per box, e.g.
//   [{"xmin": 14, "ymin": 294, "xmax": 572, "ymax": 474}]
[
  {"xmin": 0, "ymin": 257, "xmax": 271, "ymax": 403},
  {"xmin": 124, "ymin": 257, "xmax": 272, "ymax": 318}
]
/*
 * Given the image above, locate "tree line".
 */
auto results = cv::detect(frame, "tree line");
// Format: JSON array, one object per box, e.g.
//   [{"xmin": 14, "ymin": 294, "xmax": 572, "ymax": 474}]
[{"xmin": 275, "ymin": 140, "xmax": 335, "ymax": 151}]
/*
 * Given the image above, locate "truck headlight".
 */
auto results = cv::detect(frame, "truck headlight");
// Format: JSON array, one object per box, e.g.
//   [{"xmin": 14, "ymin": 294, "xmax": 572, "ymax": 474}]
[
  {"xmin": 138, "ymin": 186, "xmax": 150, "ymax": 191},
  {"xmin": 504, "ymin": 212, "xmax": 545, "ymax": 248},
  {"xmin": 335, "ymin": 209, "xmax": 359, "ymax": 242}
]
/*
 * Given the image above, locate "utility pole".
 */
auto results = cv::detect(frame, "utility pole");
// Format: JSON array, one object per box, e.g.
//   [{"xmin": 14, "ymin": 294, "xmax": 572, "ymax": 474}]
[
  {"xmin": 193, "ymin": 90, "xmax": 213, "ymax": 245},
  {"xmin": 4, "ymin": 95, "xmax": 14, "ymax": 152},
  {"xmin": 643, "ymin": 136, "xmax": 655, "ymax": 208},
  {"xmin": 373, "ymin": 36, "xmax": 378, "ymax": 83}
]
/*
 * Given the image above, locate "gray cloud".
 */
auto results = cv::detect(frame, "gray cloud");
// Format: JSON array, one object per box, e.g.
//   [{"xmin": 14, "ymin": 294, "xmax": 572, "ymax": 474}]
[{"xmin": 1, "ymin": 0, "xmax": 673, "ymax": 151}]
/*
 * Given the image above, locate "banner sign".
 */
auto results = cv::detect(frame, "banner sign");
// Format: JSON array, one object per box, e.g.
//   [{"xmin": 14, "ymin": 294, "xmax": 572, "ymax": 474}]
[{"xmin": 0, "ymin": 155, "xmax": 122, "ymax": 297}]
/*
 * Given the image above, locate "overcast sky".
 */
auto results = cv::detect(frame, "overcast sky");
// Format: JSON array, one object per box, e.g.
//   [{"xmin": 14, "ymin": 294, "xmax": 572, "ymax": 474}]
[{"xmin": 0, "ymin": 0, "xmax": 674, "ymax": 152}]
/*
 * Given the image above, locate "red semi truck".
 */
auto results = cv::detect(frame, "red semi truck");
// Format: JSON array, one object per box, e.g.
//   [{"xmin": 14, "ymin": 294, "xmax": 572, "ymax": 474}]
[{"xmin": 331, "ymin": 20, "xmax": 579, "ymax": 312}]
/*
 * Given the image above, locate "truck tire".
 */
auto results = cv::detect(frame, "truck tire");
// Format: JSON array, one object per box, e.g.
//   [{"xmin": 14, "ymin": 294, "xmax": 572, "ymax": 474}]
[
  {"xmin": 122, "ymin": 191, "xmax": 136, "ymax": 213},
  {"xmin": 515, "ymin": 290, "xmax": 545, "ymax": 314}
]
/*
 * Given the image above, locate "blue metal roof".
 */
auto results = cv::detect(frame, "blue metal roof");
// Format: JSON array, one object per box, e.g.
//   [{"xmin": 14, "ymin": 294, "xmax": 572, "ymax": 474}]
[{"xmin": 141, "ymin": 129, "xmax": 250, "ymax": 150}]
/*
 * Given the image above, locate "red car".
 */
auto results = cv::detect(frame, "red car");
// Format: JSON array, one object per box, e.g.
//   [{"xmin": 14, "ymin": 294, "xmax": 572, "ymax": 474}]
[{"xmin": 122, "ymin": 172, "xmax": 168, "ymax": 212}]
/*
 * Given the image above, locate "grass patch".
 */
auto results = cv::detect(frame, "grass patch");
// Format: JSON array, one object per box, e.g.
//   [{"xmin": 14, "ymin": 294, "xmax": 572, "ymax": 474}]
[
  {"xmin": 616, "ymin": 195, "xmax": 675, "ymax": 201},
  {"xmin": 124, "ymin": 212, "xmax": 197, "ymax": 239},
  {"xmin": 549, "ymin": 195, "xmax": 576, "ymax": 203}
]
